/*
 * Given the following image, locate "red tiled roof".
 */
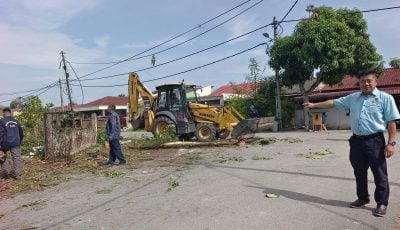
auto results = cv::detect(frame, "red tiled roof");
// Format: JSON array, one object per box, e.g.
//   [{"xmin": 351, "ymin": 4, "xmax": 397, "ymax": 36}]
[
  {"xmin": 209, "ymin": 82, "xmax": 263, "ymax": 97},
  {"xmin": 81, "ymin": 96, "xmax": 128, "ymax": 107},
  {"xmin": 50, "ymin": 96, "xmax": 128, "ymax": 112},
  {"xmin": 294, "ymin": 68, "xmax": 400, "ymax": 101},
  {"xmin": 321, "ymin": 68, "xmax": 400, "ymax": 92}
]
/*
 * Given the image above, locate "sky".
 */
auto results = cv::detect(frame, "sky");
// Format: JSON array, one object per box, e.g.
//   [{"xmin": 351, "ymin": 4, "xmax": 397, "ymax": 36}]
[{"xmin": 1, "ymin": 0, "xmax": 400, "ymax": 107}]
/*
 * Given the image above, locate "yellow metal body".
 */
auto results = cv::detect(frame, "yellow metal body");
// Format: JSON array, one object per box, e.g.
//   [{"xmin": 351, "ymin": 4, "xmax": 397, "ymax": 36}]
[
  {"xmin": 128, "ymin": 72, "xmax": 250, "ymax": 139},
  {"xmin": 188, "ymin": 103, "xmax": 244, "ymax": 132}
]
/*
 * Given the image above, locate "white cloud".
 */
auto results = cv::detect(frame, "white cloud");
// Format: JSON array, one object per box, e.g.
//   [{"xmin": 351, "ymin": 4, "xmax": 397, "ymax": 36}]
[
  {"xmin": 226, "ymin": 15, "xmax": 259, "ymax": 43},
  {"xmin": 2, "ymin": 0, "xmax": 100, "ymax": 30},
  {"xmin": 0, "ymin": 23, "xmax": 105, "ymax": 69},
  {"xmin": 95, "ymin": 35, "xmax": 110, "ymax": 49},
  {"xmin": 0, "ymin": 0, "xmax": 106, "ymax": 69}
]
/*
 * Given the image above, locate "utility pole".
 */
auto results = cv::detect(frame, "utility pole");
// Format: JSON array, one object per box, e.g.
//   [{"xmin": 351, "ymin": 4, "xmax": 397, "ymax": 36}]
[
  {"xmin": 272, "ymin": 16, "xmax": 282, "ymax": 130},
  {"xmin": 59, "ymin": 78, "xmax": 64, "ymax": 112},
  {"xmin": 60, "ymin": 51, "xmax": 73, "ymax": 112}
]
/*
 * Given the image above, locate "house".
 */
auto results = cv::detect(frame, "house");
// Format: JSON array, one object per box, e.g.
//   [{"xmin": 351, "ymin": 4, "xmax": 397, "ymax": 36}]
[
  {"xmin": 51, "ymin": 96, "xmax": 129, "ymax": 127},
  {"xmin": 200, "ymin": 82, "xmax": 263, "ymax": 106},
  {"xmin": 294, "ymin": 68, "xmax": 400, "ymax": 129}
]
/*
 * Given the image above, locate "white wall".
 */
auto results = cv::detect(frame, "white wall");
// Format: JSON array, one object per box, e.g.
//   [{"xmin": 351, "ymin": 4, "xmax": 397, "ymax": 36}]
[{"xmin": 295, "ymin": 108, "xmax": 351, "ymax": 130}]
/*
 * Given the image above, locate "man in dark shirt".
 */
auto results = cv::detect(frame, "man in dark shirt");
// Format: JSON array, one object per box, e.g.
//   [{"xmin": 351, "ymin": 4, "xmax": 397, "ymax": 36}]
[
  {"xmin": 0, "ymin": 108, "xmax": 24, "ymax": 180},
  {"xmin": 105, "ymin": 105, "xmax": 126, "ymax": 165}
]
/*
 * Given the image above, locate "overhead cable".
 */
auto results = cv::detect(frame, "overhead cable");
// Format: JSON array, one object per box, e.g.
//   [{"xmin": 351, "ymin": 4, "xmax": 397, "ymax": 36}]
[
  {"xmin": 70, "ymin": 43, "xmax": 266, "ymax": 88},
  {"xmin": 71, "ymin": 0, "xmax": 265, "ymax": 80}
]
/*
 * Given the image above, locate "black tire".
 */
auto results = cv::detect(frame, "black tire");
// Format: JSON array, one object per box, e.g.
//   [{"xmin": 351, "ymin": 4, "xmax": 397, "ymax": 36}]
[
  {"xmin": 151, "ymin": 116, "xmax": 176, "ymax": 138},
  {"xmin": 195, "ymin": 123, "xmax": 216, "ymax": 142},
  {"xmin": 217, "ymin": 129, "xmax": 230, "ymax": 139}
]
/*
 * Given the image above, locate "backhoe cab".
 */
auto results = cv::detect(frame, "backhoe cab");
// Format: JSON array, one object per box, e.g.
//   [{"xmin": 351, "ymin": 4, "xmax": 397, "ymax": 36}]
[{"xmin": 128, "ymin": 72, "xmax": 257, "ymax": 141}]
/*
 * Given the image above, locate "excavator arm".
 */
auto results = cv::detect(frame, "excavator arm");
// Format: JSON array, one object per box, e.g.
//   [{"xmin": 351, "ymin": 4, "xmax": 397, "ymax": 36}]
[{"xmin": 128, "ymin": 72, "xmax": 157, "ymax": 130}]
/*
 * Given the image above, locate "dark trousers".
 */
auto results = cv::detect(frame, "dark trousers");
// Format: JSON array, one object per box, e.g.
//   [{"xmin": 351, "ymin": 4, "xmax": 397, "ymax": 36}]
[
  {"xmin": 349, "ymin": 133, "xmax": 389, "ymax": 205},
  {"xmin": 108, "ymin": 139, "xmax": 126, "ymax": 163}
]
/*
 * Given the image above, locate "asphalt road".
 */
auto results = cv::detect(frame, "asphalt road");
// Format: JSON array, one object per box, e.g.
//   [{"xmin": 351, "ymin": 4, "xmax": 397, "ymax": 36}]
[{"xmin": 1, "ymin": 130, "xmax": 400, "ymax": 230}]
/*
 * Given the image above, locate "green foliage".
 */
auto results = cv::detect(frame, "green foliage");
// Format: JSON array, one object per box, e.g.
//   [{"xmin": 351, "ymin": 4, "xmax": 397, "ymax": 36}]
[
  {"xmin": 97, "ymin": 128, "xmax": 108, "ymax": 144},
  {"xmin": 225, "ymin": 96, "xmax": 249, "ymax": 118},
  {"xmin": 15, "ymin": 96, "xmax": 50, "ymax": 155},
  {"xmin": 269, "ymin": 6, "xmax": 381, "ymax": 92},
  {"xmin": 167, "ymin": 177, "xmax": 179, "ymax": 192},
  {"xmin": 389, "ymin": 57, "xmax": 400, "ymax": 68},
  {"xmin": 252, "ymin": 80, "xmax": 276, "ymax": 117}
]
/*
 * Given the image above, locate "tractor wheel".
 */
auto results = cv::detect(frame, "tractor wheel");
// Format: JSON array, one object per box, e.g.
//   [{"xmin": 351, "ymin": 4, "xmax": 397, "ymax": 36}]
[
  {"xmin": 217, "ymin": 129, "xmax": 230, "ymax": 139},
  {"xmin": 151, "ymin": 116, "xmax": 176, "ymax": 138},
  {"xmin": 195, "ymin": 123, "xmax": 216, "ymax": 142}
]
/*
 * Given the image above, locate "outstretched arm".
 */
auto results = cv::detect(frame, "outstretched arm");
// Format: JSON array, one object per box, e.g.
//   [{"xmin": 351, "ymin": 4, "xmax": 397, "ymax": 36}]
[{"xmin": 303, "ymin": 100, "xmax": 334, "ymax": 109}]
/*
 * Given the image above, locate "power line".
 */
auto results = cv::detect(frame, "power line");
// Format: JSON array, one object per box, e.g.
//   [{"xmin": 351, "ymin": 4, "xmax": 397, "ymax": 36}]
[
  {"xmin": 277, "ymin": 0, "xmax": 299, "ymax": 25},
  {"xmin": 73, "ymin": 22, "xmax": 273, "ymax": 83},
  {"xmin": 70, "ymin": 0, "xmax": 265, "ymax": 80},
  {"xmin": 0, "ymin": 82, "xmax": 59, "ymax": 104},
  {"xmin": 69, "ymin": 0, "xmax": 255, "ymax": 65},
  {"xmin": 4, "ymin": 4, "xmax": 400, "ymax": 101},
  {"xmin": 67, "ymin": 61, "xmax": 85, "ymax": 104},
  {"xmin": 70, "ymin": 43, "xmax": 266, "ymax": 88},
  {"xmin": 70, "ymin": 0, "xmax": 253, "ymax": 65},
  {"xmin": 69, "ymin": 4, "xmax": 400, "ymax": 84},
  {"xmin": 0, "ymin": 81, "xmax": 59, "ymax": 96}
]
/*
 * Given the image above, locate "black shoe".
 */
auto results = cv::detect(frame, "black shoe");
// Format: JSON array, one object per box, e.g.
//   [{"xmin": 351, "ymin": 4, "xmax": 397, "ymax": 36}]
[
  {"xmin": 118, "ymin": 161, "xmax": 126, "ymax": 165},
  {"xmin": 350, "ymin": 199, "xmax": 370, "ymax": 208},
  {"xmin": 105, "ymin": 161, "xmax": 115, "ymax": 165},
  {"xmin": 373, "ymin": 205, "xmax": 387, "ymax": 217}
]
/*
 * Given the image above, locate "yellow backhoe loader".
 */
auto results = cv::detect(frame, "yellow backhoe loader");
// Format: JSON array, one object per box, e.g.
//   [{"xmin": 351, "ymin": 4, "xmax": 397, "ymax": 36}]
[{"xmin": 128, "ymin": 72, "xmax": 258, "ymax": 141}]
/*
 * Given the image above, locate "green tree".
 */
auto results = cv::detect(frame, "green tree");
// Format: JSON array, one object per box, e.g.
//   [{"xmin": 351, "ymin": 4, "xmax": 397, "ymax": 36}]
[
  {"xmin": 245, "ymin": 57, "xmax": 265, "ymax": 96},
  {"xmin": 10, "ymin": 97, "xmax": 24, "ymax": 109},
  {"xmin": 15, "ymin": 96, "xmax": 51, "ymax": 155},
  {"xmin": 269, "ymin": 6, "xmax": 381, "ymax": 128},
  {"xmin": 389, "ymin": 57, "xmax": 400, "ymax": 68}
]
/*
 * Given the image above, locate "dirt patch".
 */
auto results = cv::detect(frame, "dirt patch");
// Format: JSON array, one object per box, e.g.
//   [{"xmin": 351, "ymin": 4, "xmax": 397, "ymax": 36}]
[{"xmin": 0, "ymin": 141, "xmax": 218, "ymax": 198}]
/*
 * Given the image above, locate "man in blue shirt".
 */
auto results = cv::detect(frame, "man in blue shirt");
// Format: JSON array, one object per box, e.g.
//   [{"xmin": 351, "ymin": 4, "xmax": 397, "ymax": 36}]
[
  {"xmin": 303, "ymin": 69, "xmax": 400, "ymax": 217},
  {"xmin": 0, "ymin": 108, "xmax": 24, "ymax": 180},
  {"xmin": 105, "ymin": 105, "xmax": 126, "ymax": 165}
]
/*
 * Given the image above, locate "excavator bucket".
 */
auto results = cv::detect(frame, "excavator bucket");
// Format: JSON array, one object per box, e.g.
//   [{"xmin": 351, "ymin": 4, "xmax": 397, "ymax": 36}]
[{"xmin": 231, "ymin": 118, "xmax": 259, "ymax": 139}]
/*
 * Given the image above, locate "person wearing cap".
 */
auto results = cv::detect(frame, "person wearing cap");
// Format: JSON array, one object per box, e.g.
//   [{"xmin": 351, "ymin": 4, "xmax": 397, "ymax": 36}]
[
  {"xmin": 0, "ymin": 108, "xmax": 24, "ymax": 180},
  {"xmin": 303, "ymin": 69, "xmax": 400, "ymax": 217}
]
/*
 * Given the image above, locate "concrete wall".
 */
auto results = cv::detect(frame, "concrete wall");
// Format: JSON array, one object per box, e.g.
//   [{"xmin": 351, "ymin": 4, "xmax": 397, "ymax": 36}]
[{"xmin": 44, "ymin": 113, "xmax": 97, "ymax": 160}]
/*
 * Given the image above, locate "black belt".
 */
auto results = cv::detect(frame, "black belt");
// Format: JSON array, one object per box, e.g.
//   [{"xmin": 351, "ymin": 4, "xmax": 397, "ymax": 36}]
[{"xmin": 352, "ymin": 132, "xmax": 383, "ymax": 140}]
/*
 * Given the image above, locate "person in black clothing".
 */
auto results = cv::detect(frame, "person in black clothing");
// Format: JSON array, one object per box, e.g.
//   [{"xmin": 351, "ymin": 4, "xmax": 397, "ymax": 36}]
[
  {"xmin": 248, "ymin": 105, "xmax": 259, "ymax": 118},
  {"xmin": 0, "ymin": 108, "xmax": 24, "ymax": 179},
  {"xmin": 105, "ymin": 105, "xmax": 126, "ymax": 165}
]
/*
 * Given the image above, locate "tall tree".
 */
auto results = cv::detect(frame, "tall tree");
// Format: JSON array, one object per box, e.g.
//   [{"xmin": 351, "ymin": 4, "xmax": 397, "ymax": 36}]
[
  {"xmin": 269, "ymin": 6, "xmax": 381, "ymax": 128},
  {"xmin": 389, "ymin": 57, "xmax": 400, "ymax": 68},
  {"xmin": 245, "ymin": 57, "xmax": 265, "ymax": 95}
]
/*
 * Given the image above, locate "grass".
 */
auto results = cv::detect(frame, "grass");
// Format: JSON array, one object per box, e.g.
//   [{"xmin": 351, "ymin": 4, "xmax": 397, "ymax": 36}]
[
  {"xmin": 251, "ymin": 155, "xmax": 273, "ymax": 160},
  {"xmin": 0, "ymin": 137, "xmax": 206, "ymax": 197},
  {"xmin": 100, "ymin": 171, "xmax": 125, "ymax": 178},
  {"xmin": 213, "ymin": 155, "xmax": 245, "ymax": 164},
  {"xmin": 280, "ymin": 137, "xmax": 303, "ymax": 143},
  {"xmin": 259, "ymin": 138, "xmax": 277, "ymax": 145},
  {"xmin": 19, "ymin": 200, "xmax": 47, "ymax": 211},
  {"xmin": 296, "ymin": 149, "xmax": 334, "ymax": 159},
  {"xmin": 167, "ymin": 177, "xmax": 180, "ymax": 192}
]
